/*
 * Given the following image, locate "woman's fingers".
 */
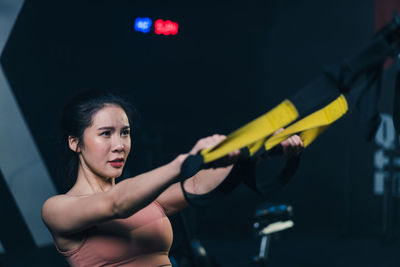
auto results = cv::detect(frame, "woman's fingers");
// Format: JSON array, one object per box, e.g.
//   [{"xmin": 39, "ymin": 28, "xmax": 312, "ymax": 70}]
[
  {"xmin": 294, "ymin": 135, "xmax": 304, "ymax": 154},
  {"xmin": 281, "ymin": 134, "xmax": 304, "ymax": 158},
  {"xmin": 189, "ymin": 134, "xmax": 227, "ymax": 155},
  {"xmin": 188, "ymin": 134, "xmax": 241, "ymax": 168}
]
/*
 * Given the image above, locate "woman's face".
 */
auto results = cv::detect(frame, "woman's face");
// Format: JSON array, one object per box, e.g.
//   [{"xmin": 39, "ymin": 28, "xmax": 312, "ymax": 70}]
[{"xmin": 78, "ymin": 104, "xmax": 131, "ymax": 180}]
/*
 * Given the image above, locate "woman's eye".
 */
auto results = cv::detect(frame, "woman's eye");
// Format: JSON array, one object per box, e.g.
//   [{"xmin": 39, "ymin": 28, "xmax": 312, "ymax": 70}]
[
  {"xmin": 101, "ymin": 131, "xmax": 111, "ymax": 136},
  {"xmin": 122, "ymin": 129, "xmax": 130, "ymax": 136}
]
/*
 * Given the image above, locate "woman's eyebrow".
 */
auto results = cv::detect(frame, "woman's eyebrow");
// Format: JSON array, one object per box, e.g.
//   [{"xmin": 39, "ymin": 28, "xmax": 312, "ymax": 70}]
[
  {"xmin": 97, "ymin": 126, "xmax": 114, "ymax": 130},
  {"xmin": 97, "ymin": 126, "xmax": 130, "ymax": 130}
]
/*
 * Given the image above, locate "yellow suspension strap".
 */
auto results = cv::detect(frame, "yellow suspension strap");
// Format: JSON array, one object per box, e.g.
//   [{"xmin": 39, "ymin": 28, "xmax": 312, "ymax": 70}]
[
  {"xmin": 180, "ymin": 100, "xmax": 299, "ymax": 179},
  {"xmin": 201, "ymin": 100, "xmax": 299, "ymax": 163},
  {"xmin": 180, "ymin": 94, "xmax": 348, "ymax": 179},
  {"xmin": 260, "ymin": 94, "xmax": 349, "ymax": 154},
  {"xmin": 241, "ymin": 94, "xmax": 348, "ymax": 194}
]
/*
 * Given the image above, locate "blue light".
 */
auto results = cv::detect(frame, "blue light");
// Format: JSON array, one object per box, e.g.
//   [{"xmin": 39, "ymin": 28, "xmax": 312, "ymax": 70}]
[
  {"xmin": 278, "ymin": 205, "xmax": 287, "ymax": 210},
  {"xmin": 134, "ymin": 17, "xmax": 152, "ymax": 33},
  {"xmin": 269, "ymin": 207, "xmax": 276, "ymax": 212}
]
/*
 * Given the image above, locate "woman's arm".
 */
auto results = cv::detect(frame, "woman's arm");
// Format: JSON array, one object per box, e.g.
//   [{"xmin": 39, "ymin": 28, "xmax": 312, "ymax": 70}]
[
  {"xmin": 42, "ymin": 155, "xmax": 187, "ymax": 236},
  {"xmin": 156, "ymin": 165, "xmax": 236, "ymax": 215},
  {"xmin": 157, "ymin": 135, "xmax": 240, "ymax": 215},
  {"xmin": 157, "ymin": 133, "xmax": 304, "ymax": 215}
]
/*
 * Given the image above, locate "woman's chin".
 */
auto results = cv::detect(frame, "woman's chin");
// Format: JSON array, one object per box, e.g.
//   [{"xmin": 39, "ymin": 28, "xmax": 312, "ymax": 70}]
[{"xmin": 107, "ymin": 169, "xmax": 124, "ymax": 179}]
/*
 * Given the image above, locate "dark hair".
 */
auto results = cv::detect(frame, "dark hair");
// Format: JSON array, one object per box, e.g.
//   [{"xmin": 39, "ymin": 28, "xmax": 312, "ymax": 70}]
[{"xmin": 61, "ymin": 90, "xmax": 135, "ymax": 188}]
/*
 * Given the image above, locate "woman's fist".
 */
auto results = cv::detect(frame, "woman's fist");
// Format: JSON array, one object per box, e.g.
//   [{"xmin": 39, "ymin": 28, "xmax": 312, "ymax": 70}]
[{"xmin": 189, "ymin": 134, "xmax": 240, "ymax": 167}]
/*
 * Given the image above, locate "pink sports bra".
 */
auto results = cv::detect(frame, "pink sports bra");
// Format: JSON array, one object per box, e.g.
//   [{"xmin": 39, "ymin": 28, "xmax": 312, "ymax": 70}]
[{"xmin": 56, "ymin": 201, "xmax": 173, "ymax": 267}]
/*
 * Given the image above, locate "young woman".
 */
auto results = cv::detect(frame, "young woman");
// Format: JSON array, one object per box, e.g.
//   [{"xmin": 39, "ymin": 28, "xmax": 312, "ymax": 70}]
[{"xmin": 41, "ymin": 91, "xmax": 303, "ymax": 267}]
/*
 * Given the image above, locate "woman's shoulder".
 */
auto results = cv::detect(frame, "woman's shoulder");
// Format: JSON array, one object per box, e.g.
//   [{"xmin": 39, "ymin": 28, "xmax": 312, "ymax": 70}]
[
  {"xmin": 42, "ymin": 194, "xmax": 71, "ymax": 220},
  {"xmin": 42, "ymin": 194, "xmax": 90, "ymax": 252},
  {"xmin": 41, "ymin": 193, "xmax": 89, "ymax": 223},
  {"xmin": 43, "ymin": 192, "xmax": 80, "ymax": 206},
  {"xmin": 43, "ymin": 193, "xmax": 68, "ymax": 206},
  {"xmin": 44, "ymin": 185, "xmax": 94, "ymax": 206}
]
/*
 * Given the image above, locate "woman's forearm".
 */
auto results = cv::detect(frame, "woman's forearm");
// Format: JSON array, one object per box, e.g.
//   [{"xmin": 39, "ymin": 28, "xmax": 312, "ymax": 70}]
[
  {"xmin": 111, "ymin": 155, "xmax": 186, "ymax": 218},
  {"xmin": 184, "ymin": 165, "xmax": 234, "ymax": 195}
]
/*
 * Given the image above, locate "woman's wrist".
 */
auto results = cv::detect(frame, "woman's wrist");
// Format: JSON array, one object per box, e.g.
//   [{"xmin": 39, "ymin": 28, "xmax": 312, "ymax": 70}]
[{"xmin": 168, "ymin": 154, "xmax": 189, "ymax": 182}]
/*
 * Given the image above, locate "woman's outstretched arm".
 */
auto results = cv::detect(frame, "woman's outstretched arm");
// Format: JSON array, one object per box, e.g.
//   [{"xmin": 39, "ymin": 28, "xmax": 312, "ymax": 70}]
[
  {"xmin": 157, "ymin": 133, "xmax": 304, "ymax": 215},
  {"xmin": 41, "ymin": 155, "xmax": 186, "ymax": 235}
]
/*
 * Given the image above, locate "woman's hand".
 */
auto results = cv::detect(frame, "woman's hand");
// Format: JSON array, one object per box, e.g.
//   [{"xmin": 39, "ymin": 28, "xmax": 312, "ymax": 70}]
[
  {"xmin": 281, "ymin": 135, "xmax": 304, "ymax": 157},
  {"xmin": 189, "ymin": 134, "xmax": 240, "ymax": 167},
  {"xmin": 274, "ymin": 128, "xmax": 304, "ymax": 158}
]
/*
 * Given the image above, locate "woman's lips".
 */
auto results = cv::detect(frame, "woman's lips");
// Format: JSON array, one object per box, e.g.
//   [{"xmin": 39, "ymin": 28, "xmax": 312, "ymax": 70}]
[{"xmin": 109, "ymin": 160, "xmax": 124, "ymax": 168}]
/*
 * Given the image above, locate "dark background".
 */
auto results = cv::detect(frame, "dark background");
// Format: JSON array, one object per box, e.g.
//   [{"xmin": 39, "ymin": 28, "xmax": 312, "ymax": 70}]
[{"xmin": 1, "ymin": 0, "xmax": 400, "ymax": 266}]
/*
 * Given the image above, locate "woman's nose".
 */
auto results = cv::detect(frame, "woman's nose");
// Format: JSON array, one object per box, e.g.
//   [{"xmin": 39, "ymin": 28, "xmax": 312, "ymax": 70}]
[{"xmin": 112, "ymin": 138, "xmax": 125, "ymax": 152}]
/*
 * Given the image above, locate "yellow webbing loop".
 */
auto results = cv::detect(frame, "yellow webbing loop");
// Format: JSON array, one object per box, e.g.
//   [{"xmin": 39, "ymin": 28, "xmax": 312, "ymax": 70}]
[
  {"xmin": 201, "ymin": 100, "xmax": 299, "ymax": 163},
  {"xmin": 263, "ymin": 94, "xmax": 348, "ymax": 152},
  {"xmin": 197, "ymin": 94, "xmax": 347, "ymax": 165}
]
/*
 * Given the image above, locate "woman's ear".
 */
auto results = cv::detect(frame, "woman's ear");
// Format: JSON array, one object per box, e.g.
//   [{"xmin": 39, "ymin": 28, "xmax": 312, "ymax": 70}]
[{"xmin": 68, "ymin": 136, "xmax": 81, "ymax": 153}]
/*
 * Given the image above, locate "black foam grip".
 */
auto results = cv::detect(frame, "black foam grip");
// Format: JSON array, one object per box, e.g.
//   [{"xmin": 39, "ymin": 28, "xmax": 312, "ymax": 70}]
[
  {"xmin": 180, "ymin": 154, "xmax": 204, "ymax": 180},
  {"xmin": 181, "ymin": 156, "xmax": 254, "ymax": 207}
]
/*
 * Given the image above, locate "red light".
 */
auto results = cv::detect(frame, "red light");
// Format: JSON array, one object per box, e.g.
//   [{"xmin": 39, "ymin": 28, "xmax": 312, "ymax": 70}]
[{"xmin": 154, "ymin": 19, "xmax": 179, "ymax": 35}]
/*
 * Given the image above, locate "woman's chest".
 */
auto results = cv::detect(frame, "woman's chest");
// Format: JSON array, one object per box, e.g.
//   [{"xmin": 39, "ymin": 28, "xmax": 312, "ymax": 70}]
[{"xmin": 83, "ymin": 202, "xmax": 173, "ymax": 259}]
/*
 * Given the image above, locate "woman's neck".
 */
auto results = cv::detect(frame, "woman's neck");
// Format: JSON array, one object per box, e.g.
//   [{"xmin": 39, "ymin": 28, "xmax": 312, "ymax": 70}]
[{"xmin": 71, "ymin": 162, "xmax": 115, "ymax": 195}]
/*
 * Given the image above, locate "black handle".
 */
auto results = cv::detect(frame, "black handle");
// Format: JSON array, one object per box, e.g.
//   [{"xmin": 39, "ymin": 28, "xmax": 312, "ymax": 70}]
[{"xmin": 180, "ymin": 154, "xmax": 204, "ymax": 180}]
